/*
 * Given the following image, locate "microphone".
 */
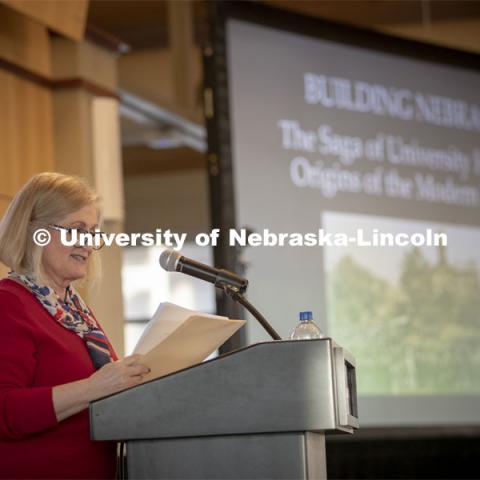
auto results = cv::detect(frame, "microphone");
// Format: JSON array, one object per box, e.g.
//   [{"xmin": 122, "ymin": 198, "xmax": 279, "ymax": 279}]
[{"xmin": 160, "ymin": 249, "xmax": 248, "ymax": 293}]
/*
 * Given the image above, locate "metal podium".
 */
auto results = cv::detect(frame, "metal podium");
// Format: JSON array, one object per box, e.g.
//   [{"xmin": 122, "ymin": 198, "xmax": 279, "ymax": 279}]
[{"xmin": 90, "ymin": 339, "xmax": 358, "ymax": 479}]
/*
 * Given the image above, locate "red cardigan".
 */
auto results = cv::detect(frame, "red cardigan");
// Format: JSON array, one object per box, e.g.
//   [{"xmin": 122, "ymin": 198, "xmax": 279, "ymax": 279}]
[{"xmin": 0, "ymin": 278, "xmax": 118, "ymax": 479}]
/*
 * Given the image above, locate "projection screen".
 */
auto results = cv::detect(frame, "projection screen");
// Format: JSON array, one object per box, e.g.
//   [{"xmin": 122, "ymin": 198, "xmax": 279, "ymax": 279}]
[{"xmin": 209, "ymin": 5, "xmax": 480, "ymax": 427}]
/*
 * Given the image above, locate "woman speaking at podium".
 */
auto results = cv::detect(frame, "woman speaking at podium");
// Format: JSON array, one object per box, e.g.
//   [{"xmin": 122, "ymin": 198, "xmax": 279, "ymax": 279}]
[{"xmin": 0, "ymin": 173, "xmax": 150, "ymax": 479}]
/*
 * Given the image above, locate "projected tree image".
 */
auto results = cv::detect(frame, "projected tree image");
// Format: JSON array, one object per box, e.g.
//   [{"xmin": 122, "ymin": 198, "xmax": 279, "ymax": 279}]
[{"xmin": 328, "ymin": 247, "xmax": 480, "ymax": 395}]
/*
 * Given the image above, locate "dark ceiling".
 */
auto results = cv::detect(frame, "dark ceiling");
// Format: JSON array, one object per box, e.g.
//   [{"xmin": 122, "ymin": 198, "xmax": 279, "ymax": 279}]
[
  {"xmin": 87, "ymin": 0, "xmax": 208, "ymax": 49},
  {"xmin": 87, "ymin": 0, "xmax": 480, "ymax": 50}
]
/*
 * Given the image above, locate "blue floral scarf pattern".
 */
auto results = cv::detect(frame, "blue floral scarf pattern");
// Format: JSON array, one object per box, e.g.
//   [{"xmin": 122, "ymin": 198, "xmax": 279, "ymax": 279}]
[{"xmin": 8, "ymin": 272, "xmax": 114, "ymax": 369}]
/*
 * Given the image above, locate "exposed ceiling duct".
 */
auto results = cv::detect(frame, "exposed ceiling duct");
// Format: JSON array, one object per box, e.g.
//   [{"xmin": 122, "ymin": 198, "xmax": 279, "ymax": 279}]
[{"xmin": 119, "ymin": 90, "xmax": 207, "ymax": 153}]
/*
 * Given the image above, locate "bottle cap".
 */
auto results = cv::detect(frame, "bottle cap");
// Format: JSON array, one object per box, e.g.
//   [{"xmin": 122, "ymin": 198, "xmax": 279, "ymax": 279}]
[{"xmin": 299, "ymin": 311, "xmax": 313, "ymax": 321}]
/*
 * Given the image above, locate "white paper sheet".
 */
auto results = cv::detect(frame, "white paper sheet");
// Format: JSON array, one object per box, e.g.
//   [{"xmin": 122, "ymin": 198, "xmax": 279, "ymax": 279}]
[{"xmin": 132, "ymin": 302, "xmax": 246, "ymax": 382}]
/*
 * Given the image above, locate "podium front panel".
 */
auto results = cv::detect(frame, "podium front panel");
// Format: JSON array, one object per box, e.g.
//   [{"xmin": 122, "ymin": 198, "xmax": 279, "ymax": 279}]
[{"xmin": 91, "ymin": 339, "xmax": 357, "ymax": 440}]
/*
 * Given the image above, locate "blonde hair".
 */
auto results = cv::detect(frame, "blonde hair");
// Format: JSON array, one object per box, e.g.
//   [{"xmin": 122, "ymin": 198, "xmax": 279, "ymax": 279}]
[{"xmin": 0, "ymin": 172, "xmax": 101, "ymax": 285}]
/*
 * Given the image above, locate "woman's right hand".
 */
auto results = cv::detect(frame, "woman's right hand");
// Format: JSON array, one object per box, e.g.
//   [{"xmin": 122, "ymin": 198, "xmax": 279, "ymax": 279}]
[{"xmin": 85, "ymin": 354, "xmax": 151, "ymax": 402}]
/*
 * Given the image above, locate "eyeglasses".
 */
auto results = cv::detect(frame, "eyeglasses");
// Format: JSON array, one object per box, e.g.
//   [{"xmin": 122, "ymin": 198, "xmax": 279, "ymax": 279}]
[{"xmin": 47, "ymin": 224, "xmax": 106, "ymax": 251}]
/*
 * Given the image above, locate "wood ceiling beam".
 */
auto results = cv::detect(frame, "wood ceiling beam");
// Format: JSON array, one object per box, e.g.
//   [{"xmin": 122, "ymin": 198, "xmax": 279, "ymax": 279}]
[{"xmin": 0, "ymin": 0, "xmax": 89, "ymax": 41}]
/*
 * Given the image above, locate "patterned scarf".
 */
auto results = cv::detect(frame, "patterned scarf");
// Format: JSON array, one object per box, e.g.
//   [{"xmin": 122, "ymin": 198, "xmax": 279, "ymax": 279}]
[{"xmin": 8, "ymin": 272, "xmax": 114, "ymax": 370}]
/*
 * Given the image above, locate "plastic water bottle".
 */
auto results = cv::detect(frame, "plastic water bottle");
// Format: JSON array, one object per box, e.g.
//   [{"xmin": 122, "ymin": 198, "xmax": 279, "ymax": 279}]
[{"xmin": 290, "ymin": 311, "xmax": 324, "ymax": 340}]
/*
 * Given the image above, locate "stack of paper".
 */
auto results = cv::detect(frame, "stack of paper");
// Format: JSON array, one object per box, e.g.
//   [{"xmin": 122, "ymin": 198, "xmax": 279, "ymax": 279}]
[{"xmin": 133, "ymin": 302, "xmax": 246, "ymax": 382}]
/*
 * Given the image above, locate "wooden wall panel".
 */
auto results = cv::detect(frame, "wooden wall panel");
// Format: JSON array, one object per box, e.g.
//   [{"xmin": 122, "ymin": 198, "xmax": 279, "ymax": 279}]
[
  {"xmin": 0, "ymin": 69, "xmax": 55, "ymax": 197},
  {"xmin": 0, "ymin": 196, "xmax": 11, "ymax": 279},
  {"xmin": 0, "ymin": 0, "xmax": 88, "ymax": 42},
  {"xmin": 0, "ymin": 4, "xmax": 50, "ymax": 77},
  {"xmin": 51, "ymin": 37, "xmax": 118, "ymax": 91},
  {"xmin": 53, "ymin": 89, "xmax": 94, "ymax": 180}
]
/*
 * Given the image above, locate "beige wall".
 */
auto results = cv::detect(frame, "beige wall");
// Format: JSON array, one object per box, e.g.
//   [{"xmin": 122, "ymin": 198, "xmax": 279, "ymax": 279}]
[{"xmin": 124, "ymin": 170, "xmax": 210, "ymax": 238}]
